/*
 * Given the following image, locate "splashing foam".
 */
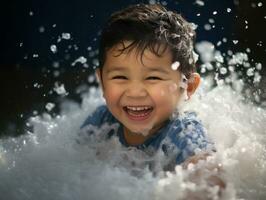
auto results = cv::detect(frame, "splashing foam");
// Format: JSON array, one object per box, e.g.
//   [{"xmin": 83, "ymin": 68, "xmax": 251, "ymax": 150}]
[{"xmin": 0, "ymin": 46, "xmax": 266, "ymax": 200}]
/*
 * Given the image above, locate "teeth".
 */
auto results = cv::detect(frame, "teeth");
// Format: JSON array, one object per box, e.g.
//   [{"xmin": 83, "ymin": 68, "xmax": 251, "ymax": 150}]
[{"xmin": 126, "ymin": 106, "xmax": 151, "ymax": 111}]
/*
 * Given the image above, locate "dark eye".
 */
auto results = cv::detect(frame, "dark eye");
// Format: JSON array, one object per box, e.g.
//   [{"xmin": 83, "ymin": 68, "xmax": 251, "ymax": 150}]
[
  {"xmin": 146, "ymin": 76, "xmax": 162, "ymax": 80},
  {"xmin": 112, "ymin": 75, "xmax": 127, "ymax": 80}
]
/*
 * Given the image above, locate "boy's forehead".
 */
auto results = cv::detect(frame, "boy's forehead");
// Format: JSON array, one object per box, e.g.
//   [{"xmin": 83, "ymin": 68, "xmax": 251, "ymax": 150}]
[
  {"xmin": 109, "ymin": 40, "xmax": 169, "ymax": 55},
  {"xmin": 105, "ymin": 40, "xmax": 173, "ymax": 68}
]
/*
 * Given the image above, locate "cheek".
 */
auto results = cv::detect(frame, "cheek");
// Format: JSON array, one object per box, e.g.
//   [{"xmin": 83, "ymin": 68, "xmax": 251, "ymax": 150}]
[
  {"xmin": 150, "ymin": 83, "xmax": 182, "ymax": 106},
  {"xmin": 103, "ymin": 85, "xmax": 121, "ymax": 104},
  {"xmin": 168, "ymin": 83, "xmax": 178, "ymax": 93},
  {"xmin": 154, "ymin": 83, "xmax": 179, "ymax": 97},
  {"xmin": 149, "ymin": 84, "xmax": 170, "ymax": 100},
  {"xmin": 168, "ymin": 83, "xmax": 183, "ymax": 101}
]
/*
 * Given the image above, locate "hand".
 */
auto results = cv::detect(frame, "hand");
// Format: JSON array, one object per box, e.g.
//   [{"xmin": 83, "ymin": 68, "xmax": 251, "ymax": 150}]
[{"xmin": 181, "ymin": 152, "xmax": 226, "ymax": 199}]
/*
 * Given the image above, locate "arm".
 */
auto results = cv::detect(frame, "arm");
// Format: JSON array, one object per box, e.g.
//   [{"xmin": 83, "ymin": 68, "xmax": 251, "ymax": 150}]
[{"xmin": 180, "ymin": 113, "xmax": 226, "ymax": 193}]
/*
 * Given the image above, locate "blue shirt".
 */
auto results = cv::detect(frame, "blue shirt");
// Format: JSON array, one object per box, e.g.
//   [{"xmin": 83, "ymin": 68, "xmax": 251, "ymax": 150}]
[{"xmin": 80, "ymin": 105, "xmax": 214, "ymax": 168}]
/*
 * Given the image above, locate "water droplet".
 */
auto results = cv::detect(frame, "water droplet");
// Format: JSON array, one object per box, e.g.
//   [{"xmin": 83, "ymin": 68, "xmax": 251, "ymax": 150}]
[
  {"xmin": 161, "ymin": 1, "xmax": 167, "ymax": 6},
  {"xmin": 92, "ymin": 58, "xmax": 99, "ymax": 66},
  {"xmin": 200, "ymin": 67, "xmax": 206, "ymax": 73},
  {"xmin": 205, "ymin": 63, "xmax": 214, "ymax": 70},
  {"xmin": 195, "ymin": 0, "xmax": 205, "ymax": 6},
  {"xmin": 192, "ymin": 51, "xmax": 199, "ymax": 62},
  {"xmin": 39, "ymin": 26, "xmax": 45, "ymax": 33},
  {"xmin": 54, "ymin": 82, "xmax": 67, "ymax": 95},
  {"xmin": 255, "ymin": 63, "xmax": 262, "ymax": 70},
  {"xmin": 246, "ymin": 68, "xmax": 255, "ymax": 76},
  {"xmin": 220, "ymin": 67, "xmax": 227, "ymax": 75},
  {"xmin": 62, "ymin": 33, "xmax": 71, "ymax": 40},
  {"xmin": 71, "ymin": 56, "xmax": 87, "ymax": 66},
  {"xmin": 171, "ymin": 61, "xmax": 180, "ymax": 70},
  {"xmin": 216, "ymin": 41, "xmax": 222, "ymax": 46},
  {"xmin": 88, "ymin": 75, "xmax": 95, "ymax": 83},
  {"xmin": 253, "ymin": 73, "xmax": 262, "ymax": 83},
  {"xmin": 53, "ymin": 70, "xmax": 60, "ymax": 77},
  {"xmin": 52, "ymin": 61, "xmax": 60, "ymax": 68},
  {"xmin": 45, "ymin": 103, "xmax": 55, "ymax": 111},
  {"xmin": 204, "ymin": 24, "xmax": 212, "ymax": 31},
  {"xmin": 208, "ymin": 18, "xmax": 215, "ymax": 24},
  {"xmin": 228, "ymin": 66, "xmax": 235, "ymax": 72},
  {"xmin": 215, "ymin": 54, "xmax": 224, "ymax": 63},
  {"xmin": 50, "ymin": 45, "xmax": 57, "ymax": 53},
  {"xmin": 149, "ymin": 0, "xmax": 156, "ymax": 4}
]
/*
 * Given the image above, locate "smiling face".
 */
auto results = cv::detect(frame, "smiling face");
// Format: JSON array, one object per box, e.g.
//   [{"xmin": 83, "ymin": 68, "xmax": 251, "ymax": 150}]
[{"xmin": 97, "ymin": 41, "xmax": 187, "ymax": 140}]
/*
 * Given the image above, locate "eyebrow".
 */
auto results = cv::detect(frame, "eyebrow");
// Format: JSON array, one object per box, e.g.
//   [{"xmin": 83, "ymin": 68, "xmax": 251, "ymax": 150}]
[
  {"xmin": 105, "ymin": 66, "xmax": 127, "ymax": 73},
  {"xmin": 106, "ymin": 66, "xmax": 170, "ymax": 74},
  {"xmin": 145, "ymin": 67, "xmax": 170, "ymax": 74}
]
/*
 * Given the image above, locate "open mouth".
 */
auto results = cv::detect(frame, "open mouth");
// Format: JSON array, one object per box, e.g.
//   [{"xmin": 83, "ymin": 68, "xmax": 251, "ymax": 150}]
[{"xmin": 123, "ymin": 106, "xmax": 154, "ymax": 121}]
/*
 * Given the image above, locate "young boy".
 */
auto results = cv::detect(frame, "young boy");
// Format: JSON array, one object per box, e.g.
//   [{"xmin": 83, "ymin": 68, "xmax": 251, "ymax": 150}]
[{"xmin": 81, "ymin": 3, "xmax": 215, "ymax": 171}]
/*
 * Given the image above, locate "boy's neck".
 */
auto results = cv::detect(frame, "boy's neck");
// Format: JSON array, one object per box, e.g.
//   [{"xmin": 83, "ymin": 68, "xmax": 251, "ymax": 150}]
[
  {"xmin": 123, "ymin": 128, "xmax": 149, "ymax": 146},
  {"xmin": 123, "ymin": 122, "xmax": 167, "ymax": 146}
]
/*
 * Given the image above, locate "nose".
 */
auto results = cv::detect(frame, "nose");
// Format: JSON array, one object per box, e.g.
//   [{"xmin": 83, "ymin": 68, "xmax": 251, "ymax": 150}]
[{"xmin": 125, "ymin": 81, "xmax": 148, "ymax": 98}]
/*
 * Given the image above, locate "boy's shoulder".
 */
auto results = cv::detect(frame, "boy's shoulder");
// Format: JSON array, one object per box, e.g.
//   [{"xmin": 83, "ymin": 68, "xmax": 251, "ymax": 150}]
[
  {"xmin": 165, "ymin": 111, "xmax": 206, "ymax": 139},
  {"xmin": 159, "ymin": 111, "xmax": 214, "ymax": 164}
]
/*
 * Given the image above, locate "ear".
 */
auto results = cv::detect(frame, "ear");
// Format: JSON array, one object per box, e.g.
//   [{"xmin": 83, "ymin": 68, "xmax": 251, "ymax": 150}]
[{"xmin": 186, "ymin": 73, "xmax": 200, "ymax": 99}]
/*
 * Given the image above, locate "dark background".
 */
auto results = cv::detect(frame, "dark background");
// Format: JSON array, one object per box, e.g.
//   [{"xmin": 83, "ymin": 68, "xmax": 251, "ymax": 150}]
[{"xmin": 0, "ymin": 0, "xmax": 265, "ymax": 137}]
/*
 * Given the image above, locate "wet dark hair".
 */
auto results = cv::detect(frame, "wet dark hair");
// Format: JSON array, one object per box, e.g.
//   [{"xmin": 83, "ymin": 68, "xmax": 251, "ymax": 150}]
[{"xmin": 98, "ymin": 3, "xmax": 197, "ymax": 78}]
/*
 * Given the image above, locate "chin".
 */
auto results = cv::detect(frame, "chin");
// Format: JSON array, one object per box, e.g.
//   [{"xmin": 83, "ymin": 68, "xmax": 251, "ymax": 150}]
[{"xmin": 129, "ymin": 126, "xmax": 152, "ymax": 137}]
